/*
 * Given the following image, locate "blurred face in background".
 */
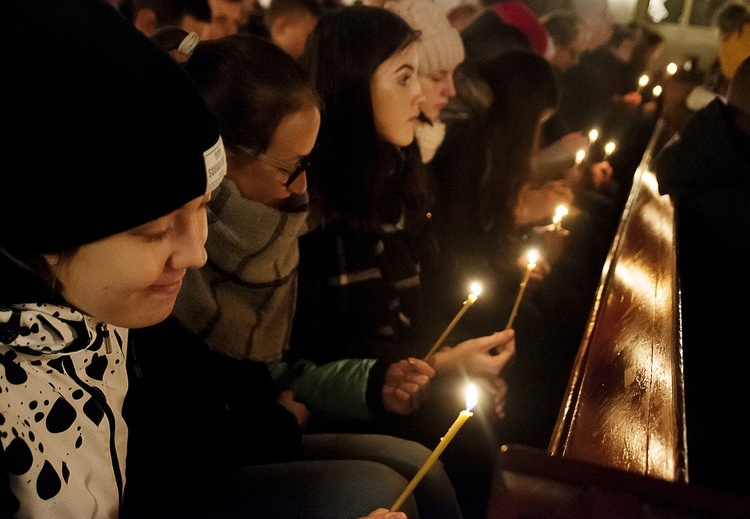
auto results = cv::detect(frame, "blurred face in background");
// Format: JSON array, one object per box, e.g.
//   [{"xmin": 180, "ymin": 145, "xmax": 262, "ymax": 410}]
[
  {"xmin": 371, "ymin": 43, "xmax": 425, "ymax": 147},
  {"xmin": 574, "ymin": 0, "xmax": 614, "ymax": 50},
  {"xmin": 418, "ymin": 67, "xmax": 457, "ymax": 122},
  {"xmin": 205, "ymin": 0, "xmax": 245, "ymax": 39},
  {"xmin": 269, "ymin": 11, "xmax": 318, "ymax": 59}
]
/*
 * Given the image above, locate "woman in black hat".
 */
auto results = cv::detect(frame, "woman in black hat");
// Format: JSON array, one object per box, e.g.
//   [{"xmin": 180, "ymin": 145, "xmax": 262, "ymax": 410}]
[{"xmin": 0, "ymin": 2, "xmax": 411, "ymax": 518}]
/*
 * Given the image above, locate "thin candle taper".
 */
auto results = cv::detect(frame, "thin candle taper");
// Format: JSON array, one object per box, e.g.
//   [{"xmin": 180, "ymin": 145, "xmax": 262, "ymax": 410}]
[
  {"xmin": 505, "ymin": 250, "xmax": 538, "ymax": 330},
  {"xmin": 423, "ymin": 283, "xmax": 482, "ymax": 360},
  {"xmin": 390, "ymin": 385, "xmax": 478, "ymax": 512}
]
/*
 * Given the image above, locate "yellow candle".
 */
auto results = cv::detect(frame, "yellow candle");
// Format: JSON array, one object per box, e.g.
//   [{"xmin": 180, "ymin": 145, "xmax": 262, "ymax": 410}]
[
  {"xmin": 652, "ymin": 84, "xmax": 662, "ymax": 97},
  {"xmin": 666, "ymin": 62, "xmax": 678, "ymax": 76},
  {"xmin": 587, "ymin": 128, "xmax": 599, "ymax": 144},
  {"xmin": 390, "ymin": 385, "xmax": 478, "ymax": 512},
  {"xmin": 505, "ymin": 249, "xmax": 539, "ymax": 330},
  {"xmin": 423, "ymin": 282, "xmax": 482, "ymax": 360}
]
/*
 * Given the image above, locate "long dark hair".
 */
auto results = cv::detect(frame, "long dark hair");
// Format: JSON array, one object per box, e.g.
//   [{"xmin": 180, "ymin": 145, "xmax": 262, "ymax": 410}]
[
  {"xmin": 301, "ymin": 5, "xmax": 426, "ymax": 232},
  {"xmin": 184, "ymin": 34, "xmax": 321, "ymax": 159},
  {"xmin": 473, "ymin": 49, "xmax": 560, "ymax": 242}
]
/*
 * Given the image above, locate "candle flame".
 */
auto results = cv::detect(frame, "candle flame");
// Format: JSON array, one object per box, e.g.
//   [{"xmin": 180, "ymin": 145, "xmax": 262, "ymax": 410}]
[
  {"xmin": 575, "ymin": 148, "xmax": 586, "ymax": 164},
  {"xmin": 639, "ymin": 74, "xmax": 649, "ymax": 87},
  {"xmin": 465, "ymin": 383, "xmax": 478, "ymax": 411},
  {"xmin": 469, "ymin": 282, "xmax": 482, "ymax": 297},
  {"xmin": 604, "ymin": 141, "xmax": 617, "ymax": 156},
  {"xmin": 552, "ymin": 205, "xmax": 568, "ymax": 225},
  {"xmin": 527, "ymin": 248, "xmax": 539, "ymax": 266},
  {"xmin": 652, "ymin": 85, "xmax": 662, "ymax": 97},
  {"xmin": 588, "ymin": 129, "xmax": 599, "ymax": 143},
  {"xmin": 666, "ymin": 62, "xmax": 678, "ymax": 75}
]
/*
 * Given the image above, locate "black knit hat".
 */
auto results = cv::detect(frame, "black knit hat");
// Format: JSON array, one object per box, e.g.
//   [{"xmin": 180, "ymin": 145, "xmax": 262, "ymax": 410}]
[{"xmin": 0, "ymin": 0, "xmax": 226, "ymax": 254}]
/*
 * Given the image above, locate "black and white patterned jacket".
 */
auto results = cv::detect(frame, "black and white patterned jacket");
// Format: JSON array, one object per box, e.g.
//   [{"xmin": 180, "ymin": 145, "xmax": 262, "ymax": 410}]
[{"xmin": 0, "ymin": 304, "xmax": 128, "ymax": 518}]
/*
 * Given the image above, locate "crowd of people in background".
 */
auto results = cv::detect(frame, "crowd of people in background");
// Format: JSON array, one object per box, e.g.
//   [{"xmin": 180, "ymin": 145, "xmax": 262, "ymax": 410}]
[{"xmin": 2, "ymin": 0, "xmax": 749, "ymax": 517}]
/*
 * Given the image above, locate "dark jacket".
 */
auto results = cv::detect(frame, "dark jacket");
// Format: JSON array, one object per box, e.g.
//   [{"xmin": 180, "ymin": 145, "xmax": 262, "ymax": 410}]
[
  {"xmin": 122, "ymin": 318, "xmax": 301, "ymax": 517},
  {"xmin": 654, "ymin": 98, "xmax": 750, "ymax": 496}
]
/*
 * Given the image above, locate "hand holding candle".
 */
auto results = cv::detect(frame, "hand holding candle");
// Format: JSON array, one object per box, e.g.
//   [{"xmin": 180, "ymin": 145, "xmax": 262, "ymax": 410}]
[
  {"xmin": 382, "ymin": 358, "xmax": 435, "ymax": 415},
  {"xmin": 505, "ymin": 249, "xmax": 539, "ymax": 330},
  {"xmin": 390, "ymin": 384, "xmax": 478, "ymax": 512},
  {"xmin": 423, "ymin": 282, "xmax": 482, "ymax": 360}
]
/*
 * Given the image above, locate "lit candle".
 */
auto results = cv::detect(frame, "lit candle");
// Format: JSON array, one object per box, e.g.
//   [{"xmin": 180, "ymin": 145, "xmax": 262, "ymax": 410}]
[
  {"xmin": 603, "ymin": 140, "xmax": 617, "ymax": 158},
  {"xmin": 505, "ymin": 249, "xmax": 538, "ymax": 330},
  {"xmin": 666, "ymin": 62, "xmax": 678, "ymax": 76},
  {"xmin": 423, "ymin": 283, "xmax": 482, "ymax": 360},
  {"xmin": 637, "ymin": 74, "xmax": 650, "ymax": 94},
  {"xmin": 652, "ymin": 84, "xmax": 662, "ymax": 97},
  {"xmin": 587, "ymin": 128, "xmax": 599, "ymax": 144},
  {"xmin": 390, "ymin": 384, "xmax": 478, "ymax": 512},
  {"xmin": 575, "ymin": 148, "xmax": 586, "ymax": 165},
  {"xmin": 553, "ymin": 204, "xmax": 568, "ymax": 231}
]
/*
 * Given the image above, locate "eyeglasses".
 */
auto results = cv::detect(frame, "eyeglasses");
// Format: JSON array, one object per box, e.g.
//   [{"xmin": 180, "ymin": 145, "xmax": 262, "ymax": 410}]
[{"xmin": 235, "ymin": 144, "xmax": 315, "ymax": 188}]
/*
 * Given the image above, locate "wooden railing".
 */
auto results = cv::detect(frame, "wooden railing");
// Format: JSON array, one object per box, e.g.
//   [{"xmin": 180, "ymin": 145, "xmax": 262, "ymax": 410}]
[
  {"xmin": 548, "ymin": 118, "xmax": 686, "ymax": 482},
  {"xmin": 487, "ymin": 443, "xmax": 750, "ymax": 519},
  {"xmin": 485, "ymin": 117, "xmax": 750, "ymax": 517}
]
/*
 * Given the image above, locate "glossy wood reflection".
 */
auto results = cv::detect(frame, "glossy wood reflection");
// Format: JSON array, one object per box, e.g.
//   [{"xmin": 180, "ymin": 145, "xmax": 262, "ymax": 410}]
[{"xmin": 549, "ymin": 120, "xmax": 687, "ymax": 483}]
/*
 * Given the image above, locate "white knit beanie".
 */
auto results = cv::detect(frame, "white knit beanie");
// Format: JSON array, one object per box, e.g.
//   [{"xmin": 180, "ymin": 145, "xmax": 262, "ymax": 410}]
[{"xmin": 384, "ymin": 0, "xmax": 465, "ymax": 75}]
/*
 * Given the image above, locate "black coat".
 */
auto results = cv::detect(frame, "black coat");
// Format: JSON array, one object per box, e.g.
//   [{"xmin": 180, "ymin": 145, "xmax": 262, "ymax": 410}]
[
  {"xmin": 654, "ymin": 99, "xmax": 750, "ymax": 496},
  {"xmin": 122, "ymin": 318, "xmax": 302, "ymax": 517}
]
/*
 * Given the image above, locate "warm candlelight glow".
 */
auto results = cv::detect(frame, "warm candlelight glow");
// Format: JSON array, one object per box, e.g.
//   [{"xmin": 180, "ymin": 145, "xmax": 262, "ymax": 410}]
[
  {"xmin": 526, "ymin": 248, "xmax": 539, "ymax": 266},
  {"xmin": 652, "ymin": 84, "xmax": 662, "ymax": 97},
  {"xmin": 588, "ymin": 128, "xmax": 599, "ymax": 143},
  {"xmin": 465, "ymin": 383, "xmax": 478, "ymax": 410},
  {"xmin": 391, "ymin": 385, "xmax": 477, "ymax": 512},
  {"xmin": 638, "ymin": 74, "xmax": 650, "ymax": 87},
  {"xmin": 666, "ymin": 62, "xmax": 678, "ymax": 75},
  {"xmin": 505, "ymin": 250, "xmax": 538, "ymax": 330},
  {"xmin": 553, "ymin": 205, "xmax": 568, "ymax": 230},
  {"xmin": 423, "ymin": 282, "xmax": 482, "ymax": 360},
  {"xmin": 575, "ymin": 148, "xmax": 586, "ymax": 165},
  {"xmin": 604, "ymin": 141, "xmax": 617, "ymax": 157}
]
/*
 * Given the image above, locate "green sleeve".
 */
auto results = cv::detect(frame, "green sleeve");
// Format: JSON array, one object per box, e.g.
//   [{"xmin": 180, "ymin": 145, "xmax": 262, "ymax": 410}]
[{"xmin": 282, "ymin": 358, "xmax": 378, "ymax": 422}]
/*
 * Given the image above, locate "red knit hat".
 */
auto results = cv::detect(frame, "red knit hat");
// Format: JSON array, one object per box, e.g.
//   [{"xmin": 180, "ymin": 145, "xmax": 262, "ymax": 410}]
[{"xmin": 492, "ymin": 1, "xmax": 549, "ymax": 57}]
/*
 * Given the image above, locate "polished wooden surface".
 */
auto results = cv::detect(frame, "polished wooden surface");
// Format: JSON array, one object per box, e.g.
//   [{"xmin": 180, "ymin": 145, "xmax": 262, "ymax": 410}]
[
  {"xmin": 549, "ymin": 120, "xmax": 687, "ymax": 483},
  {"xmin": 487, "ymin": 444, "xmax": 750, "ymax": 519}
]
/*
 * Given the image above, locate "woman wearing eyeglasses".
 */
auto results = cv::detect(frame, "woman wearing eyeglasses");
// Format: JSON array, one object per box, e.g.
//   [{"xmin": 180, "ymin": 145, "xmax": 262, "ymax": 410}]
[
  {"xmin": 173, "ymin": 33, "xmax": 319, "ymax": 375},
  {"xmin": 161, "ymin": 33, "xmax": 464, "ymax": 519}
]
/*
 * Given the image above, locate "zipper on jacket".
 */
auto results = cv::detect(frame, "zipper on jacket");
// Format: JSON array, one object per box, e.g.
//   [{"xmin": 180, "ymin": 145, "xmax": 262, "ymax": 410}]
[{"xmin": 102, "ymin": 323, "xmax": 112, "ymax": 354}]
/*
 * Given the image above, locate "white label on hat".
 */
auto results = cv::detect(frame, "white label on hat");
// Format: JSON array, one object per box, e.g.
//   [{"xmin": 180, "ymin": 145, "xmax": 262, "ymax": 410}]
[{"xmin": 204, "ymin": 136, "xmax": 227, "ymax": 193}]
